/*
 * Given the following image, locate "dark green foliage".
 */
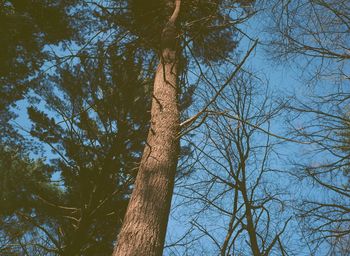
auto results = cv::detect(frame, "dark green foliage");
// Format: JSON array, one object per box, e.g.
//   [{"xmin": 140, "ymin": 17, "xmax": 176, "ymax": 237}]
[
  {"xmin": 0, "ymin": 146, "xmax": 62, "ymax": 255},
  {"xmin": 0, "ymin": 0, "xmax": 78, "ymax": 108},
  {"xmin": 110, "ymin": 0, "xmax": 253, "ymax": 61},
  {"xmin": 0, "ymin": 0, "xmax": 82, "ymax": 150},
  {"xmin": 0, "ymin": 147, "xmax": 56, "ymax": 215},
  {"xmin": 29, "ymin": 46, "xmax": 150, "ymax": 255},
  {"xmin": 1, "ymin": 44, "xmax": 151, "ymax": 255}
]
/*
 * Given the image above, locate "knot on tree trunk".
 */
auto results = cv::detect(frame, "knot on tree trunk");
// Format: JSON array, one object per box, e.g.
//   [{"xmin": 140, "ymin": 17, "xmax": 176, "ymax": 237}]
[{"xmin": 161, "ymin": 22, "xmax": 177, "ymax": 49}]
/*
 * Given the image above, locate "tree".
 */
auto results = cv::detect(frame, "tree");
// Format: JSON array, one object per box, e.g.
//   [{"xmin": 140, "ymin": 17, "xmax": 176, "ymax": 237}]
[
  {"xmin": 1, "ymin": 45, "xmax": 151, "ymax": 255},
  {"xmin": 0, "ymin": 0, "xmax": 79, "ymax": 106},
  {"xmin": 0, "ymin": 146, "xmax": 60, "ymax": 256},
  {"xmin": 268, "ymin": 0, "xmax": 350, "ymax": 254},
  {"xmin": 0, "ymin": 0, "xmax": 81, "ymax": 147},
  {"xmin": 110, "ymin": 1, "xmax": 256, "ymax": 255},
  {"xmin": 111, "ymin": 1, "xmax": 182, "ymax": 254},
  {"xmin": 284, "ymin": 96, "xmax": 350, "ymax": 255},
  {"xmin": 166, "ymin": 72, "xmax": 291, "ymax": 256}
]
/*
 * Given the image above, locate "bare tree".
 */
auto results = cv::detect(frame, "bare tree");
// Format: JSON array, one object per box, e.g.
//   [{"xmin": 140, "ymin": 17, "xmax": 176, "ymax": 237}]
[
  {"xmin": 285, "ymin": 95, "xmax": 350, "ymax": 255},
  {"xmin": 167, "ymin": 72, "xmax": 292, "ymax": 256},
  {"xmin": 268, "ymin": 0, "xmax": 350, "ymax": 83},
  {"xmin": 267, "ymin": 0, "xmax": 350, "ymax": 254}
]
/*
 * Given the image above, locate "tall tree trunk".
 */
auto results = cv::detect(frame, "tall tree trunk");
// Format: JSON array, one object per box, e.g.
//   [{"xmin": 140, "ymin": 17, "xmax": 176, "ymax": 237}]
[{"xmin": 112, "ymin": 1, "xmax": 181, "ymax": 256}]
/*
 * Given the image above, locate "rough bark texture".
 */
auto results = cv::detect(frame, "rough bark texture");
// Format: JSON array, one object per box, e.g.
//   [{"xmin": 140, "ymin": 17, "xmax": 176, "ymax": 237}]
[{"xmin": 112, "ymin": 1, "xmax": 181, "ymax": 256}]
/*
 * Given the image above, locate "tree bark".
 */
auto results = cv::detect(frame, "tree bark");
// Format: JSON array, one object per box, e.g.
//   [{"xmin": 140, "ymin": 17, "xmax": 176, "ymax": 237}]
[
  {"xmin": 112, "ymin": 1, "xmax": 181, "ymax": 256},
  {"xmin": 240, "ymin": 159, "xmax": 261, "ymax": 256}
]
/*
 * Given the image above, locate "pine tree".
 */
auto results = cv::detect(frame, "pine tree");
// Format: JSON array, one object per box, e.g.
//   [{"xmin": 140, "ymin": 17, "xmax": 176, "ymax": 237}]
[
  {"xmin": 1, "ymin": 45, "xmax": 151, "ymax": 255},
  {"xmin": 111, "ymin": 1, "xmax": 255, "ymax": 255}
]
